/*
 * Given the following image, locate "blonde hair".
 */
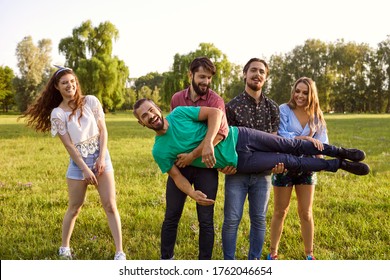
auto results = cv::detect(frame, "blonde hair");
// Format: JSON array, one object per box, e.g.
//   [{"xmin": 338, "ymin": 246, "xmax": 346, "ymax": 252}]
[{"xmin": 287, "ymin": 77, "xmax": 326, "ymax": 135}]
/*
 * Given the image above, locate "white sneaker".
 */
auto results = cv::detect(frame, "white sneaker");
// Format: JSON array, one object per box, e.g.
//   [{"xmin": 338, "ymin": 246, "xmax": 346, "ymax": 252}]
[
  {"xmin": 59, "ymin": 247, "xmax": 72, "ymax": 260},
  {"xmin": 114, "ymin": 251, "xmax": 126, "ymax": 260}
]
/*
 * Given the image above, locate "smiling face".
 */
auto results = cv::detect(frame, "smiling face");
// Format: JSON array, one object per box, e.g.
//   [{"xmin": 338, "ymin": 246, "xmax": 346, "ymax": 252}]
[
  {"xmin": 190, "ymin": 66, "xmax": 212, "ymax": 96},
  {"xmin": 135, "ymin": 100, "xmax": 164, "ymax": 131},
  {"xmin": 293, "ymin": 81, "xmax": 309, "ymax": 108},
  {"xmin": 244, "ymin": 61, "xmax": 267, "ymax": 92},
  {"xmin": 55, "ymin": 73, "xmax": 77, "ymax": 101}
]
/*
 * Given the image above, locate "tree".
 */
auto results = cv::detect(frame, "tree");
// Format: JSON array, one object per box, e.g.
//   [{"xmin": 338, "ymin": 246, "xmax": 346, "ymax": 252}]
[
  {"xmin": 14, "ymin": 36, "xmax": 52, "ymax": 111},
  {"xmin": 224, "ymin": 63, "xmax": 244, "ymax": 102},
  {"xmin": 0, "ymin": 66, "xmax": 15, "ymax": 112},
  {"xmin": 160, "ymin": 43, "xmax": 232, "ymax": 107},
  {"xmin": 134, "ymin": 72, "xmax": 164, "ymax": 93},
  {"xmin": 59, "ymin": 20, "xmax": 129, "ymax": 111},
  {"xmin": 138, "ymin": 85, "xmax": 161, "ymax": 106},
  {"xmin": 330, "ymin": 40, "xmax": 372, "ymax": 112},
  {"xmin": 377, "ymin": 35, "xmax": 390, "ymax": 113},
  {"xmin": 269, "ymin": 39, "xmax": 335, "ymax": 112}
]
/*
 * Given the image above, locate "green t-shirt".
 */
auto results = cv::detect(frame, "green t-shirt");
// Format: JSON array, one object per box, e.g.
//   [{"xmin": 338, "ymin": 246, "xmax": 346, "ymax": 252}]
[{"xmin": 152, "ymin": 106, "xmax": 239, "ymax": 173}]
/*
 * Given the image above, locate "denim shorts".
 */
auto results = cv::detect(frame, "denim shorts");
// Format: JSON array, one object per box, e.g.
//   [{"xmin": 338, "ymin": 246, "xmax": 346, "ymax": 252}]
[
  {"xmin": 66, "ymin": 149, "xmax": 113, "ymax": 180},
  {"xmin": 272, "ymin": 171, "xmax": 317, "ymax": 187}
]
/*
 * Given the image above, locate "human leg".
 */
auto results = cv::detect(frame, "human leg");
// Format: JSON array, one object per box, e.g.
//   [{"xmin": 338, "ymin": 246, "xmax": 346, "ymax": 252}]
[
  {"xmin": 194, "ymin": 168, "xmax": 218, "ymax": 260},
  {"xmin": 222, "ymin": 173, "xmax": 249, "ymax": 260},
  {"xmin": 236, "ymin": 127, "xmax": 366, "ymax": 161},
  {"xmin": 161, "ymin": 170, "xmax": 188, "ymax": 259},
  {"xmin": 237, "ymin": 150, "xmax": 369, "ymax": 175},
  {"xmin": 247, "ymin": 173, "xmax": 271, "ymax": 260},
  {"xmin": 96, "ymin": 171, "xmax": 124, "ymax": 255},
  {"xmin": 62, "ymin": 179, "xmax": 87, "ymax": 248},
  {"xmin": 295, "ymin": 184, "xmax": 315, "ymax": 257},
  {"xmin": 269, "ymin": 183, "xmax": 293, "ymax": 259}
]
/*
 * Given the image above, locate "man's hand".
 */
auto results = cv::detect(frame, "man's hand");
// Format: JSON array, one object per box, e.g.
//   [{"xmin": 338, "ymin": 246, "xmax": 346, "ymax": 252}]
[
  {"xmin": 190, "ymin": 190, "xmax": 215, "ymax": 206},
  {"xmin": 175, "ymin": 153, "xmax": 194, "ymax": 168},
  {"xmin": 202, "ymin": 142, "xmax": 216, "ymax": 168},
  {"xmin": 218, "ymin": 166, "xmax": 237, "ymax": 175}
]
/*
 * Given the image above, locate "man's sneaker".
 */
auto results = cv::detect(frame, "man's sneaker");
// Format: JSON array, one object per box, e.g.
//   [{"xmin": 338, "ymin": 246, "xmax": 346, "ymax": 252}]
[
  {"xmin": 59, "ymin": 247, "xmax": 72, "ymax": 260},
  {"xmin": 338, "ymin": 148, "xmax": 366, "ymax": 162},
  {"xmin": 114, "ymin": 251, "xmax": 126, "ymax": 260},
  {"xmin": 306, "ymin": 255, "xmax": 316, "ymax": 260},
  {"xmin": 340, "ymin": 160, "xmax": 370, "ymax": 175},
  {"xmin": 266, "ymin": 253, "xmax": 278, "ymax": 260}
]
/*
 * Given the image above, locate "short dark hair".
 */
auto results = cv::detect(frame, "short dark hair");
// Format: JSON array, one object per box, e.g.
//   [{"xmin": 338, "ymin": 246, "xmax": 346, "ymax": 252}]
[
  {"xmin": 243, "ymin": 58, "xmax": 269, "ymax": 77},
  {"xmin": 133, "ymin": 98, "xmax": 159, "ymax": 119},
  {"xmin": 189, "ymin": 57, "xmax": 216, "ymax": 75}
]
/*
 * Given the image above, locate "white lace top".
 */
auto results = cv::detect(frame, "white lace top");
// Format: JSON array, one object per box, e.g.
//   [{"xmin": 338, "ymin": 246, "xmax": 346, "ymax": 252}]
[{"xmin": 50, "ymin": 95, "xmax": 105, "ymax": 157}]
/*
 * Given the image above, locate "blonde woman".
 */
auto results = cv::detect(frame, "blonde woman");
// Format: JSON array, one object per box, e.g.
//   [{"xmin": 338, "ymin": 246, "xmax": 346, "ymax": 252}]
[{"xmin": 268, "ymin": 77, "xmax": 327, "ymax": 260}]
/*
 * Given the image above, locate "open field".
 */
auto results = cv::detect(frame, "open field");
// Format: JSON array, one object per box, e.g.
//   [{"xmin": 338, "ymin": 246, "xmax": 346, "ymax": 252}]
[{"xmin": 0, "ymin": 113, "xmax": 389, "ymax": 260}]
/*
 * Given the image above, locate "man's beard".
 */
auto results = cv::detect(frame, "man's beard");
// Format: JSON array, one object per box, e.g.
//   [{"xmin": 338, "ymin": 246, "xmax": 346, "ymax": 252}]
[
  {"xmin": 192, "ymin": 79, "xmax": 209, "ymax": 96},
  {"xmin": 246, "ymin": 79, "xmax": 262, "ymax": 92},
  {"xmin": 149, "ymin": 114, "xmax": 164, "ymax": 131}
]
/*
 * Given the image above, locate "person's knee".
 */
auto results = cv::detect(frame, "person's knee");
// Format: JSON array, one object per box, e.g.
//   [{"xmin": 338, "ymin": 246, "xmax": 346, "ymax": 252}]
[
  {"xmin": 274, "ymin": 207, "xmax": 289, "ymax": 220},
  {"xmin": 101, "ymin": 200, "xmax": 118, "ymax": 214},
  {"xmin": 67, "ymin": 204, "xmax": 83, "ymax": 217},
  {"xmin": 298, "ymin": 209, "xmax": 313, "ymax": 222}
]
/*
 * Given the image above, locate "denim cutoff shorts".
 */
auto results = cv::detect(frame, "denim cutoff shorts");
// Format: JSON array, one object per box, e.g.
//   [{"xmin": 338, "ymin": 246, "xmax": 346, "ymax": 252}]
[
  {"xmin": 272, "ymin": 171, "xmax": 317, "ymax": 187},
  {"xmin": 66, "ymin": 149, "xmax": 113, "ymax": 180}
]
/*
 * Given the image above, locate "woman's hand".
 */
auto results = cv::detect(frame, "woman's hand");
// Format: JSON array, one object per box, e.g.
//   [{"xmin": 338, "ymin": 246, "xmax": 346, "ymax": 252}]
[
  {"xmin": 306, "ymin": 137, "xmax": 324, "ymax": 151},
  {"xmin": 83, "ymin": 168, "xmax": 98, "ymax": 186},
  {"xmin": 272, "ymin": 163, "xmax": 286, "ymax": 174},
  {"xmin": 94, "ymin": 156, "xmax": 106, "ymax": 176}
]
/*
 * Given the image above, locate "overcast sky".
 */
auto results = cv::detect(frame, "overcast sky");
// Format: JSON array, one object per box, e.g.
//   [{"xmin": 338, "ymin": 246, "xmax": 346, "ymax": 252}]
[{"xmin": 0, "ymin": 0, "xmax": 389, "ymax": 78}]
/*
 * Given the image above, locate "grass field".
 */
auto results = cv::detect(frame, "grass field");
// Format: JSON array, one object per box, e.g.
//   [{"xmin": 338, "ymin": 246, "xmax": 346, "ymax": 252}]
[{"xmin": 0, "ymin": 113, "xmax": 389, "ymax": 260}]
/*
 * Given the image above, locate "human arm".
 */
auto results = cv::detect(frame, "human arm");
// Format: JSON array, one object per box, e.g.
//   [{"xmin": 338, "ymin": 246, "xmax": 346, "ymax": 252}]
[
  {"xmin": 168, "ymin": 165, "xmax": 215, "ymax": 206},
  {"xmin": 195, "ymin": 107, "xmax": 223, "ymax": 168},
  {"xmin": 57, "ymin": 132, "xmax": 98, "ymax": 186},
  {"xmin": 95, "ymin": 116, "xmax": 108, "ymax": 176},
  {"xmin": 89, "ymin": 95, "xmax": 108, "ymax": 176},
  {"xmin": 175, "ymin": 134, "xmax": 224, "ymax": 167}
]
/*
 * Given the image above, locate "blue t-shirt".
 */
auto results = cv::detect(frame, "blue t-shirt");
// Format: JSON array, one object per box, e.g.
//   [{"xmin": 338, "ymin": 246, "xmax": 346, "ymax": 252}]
[{"xmin": 152, "ymin": 106, "xmax": 239, "ymax": 173}]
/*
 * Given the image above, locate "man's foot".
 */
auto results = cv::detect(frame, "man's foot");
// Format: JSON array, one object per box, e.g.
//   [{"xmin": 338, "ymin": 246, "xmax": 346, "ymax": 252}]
[
  {"xmin": 340, "ymin": 160, "xmax": 370, "ymax": 175},
  {"xmin": 338, "ymin": 148, "xmax": 366, "ymax": 162}
]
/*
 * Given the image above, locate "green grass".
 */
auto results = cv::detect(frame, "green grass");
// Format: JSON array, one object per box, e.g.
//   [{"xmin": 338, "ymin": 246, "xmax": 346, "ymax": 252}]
[{"xmin": 0, "ymin": 113, "xmax": 389, "ymax": 260}]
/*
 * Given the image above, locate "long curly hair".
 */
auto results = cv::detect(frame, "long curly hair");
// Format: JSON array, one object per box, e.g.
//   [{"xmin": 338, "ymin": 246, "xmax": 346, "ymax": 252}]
[
  {"xmin": 287, "ymin": 77, "xmax": 327, "ymax": 135},
  {"xmin": 20, "ymin": 68, "xmax": 85, "ymax": 133}
]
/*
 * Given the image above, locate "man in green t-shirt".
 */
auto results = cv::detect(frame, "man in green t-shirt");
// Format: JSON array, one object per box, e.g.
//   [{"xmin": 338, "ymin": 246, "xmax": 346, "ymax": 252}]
[{"xmin": 133, "ymin": 99, "xmax": 369, "ymax": 206}]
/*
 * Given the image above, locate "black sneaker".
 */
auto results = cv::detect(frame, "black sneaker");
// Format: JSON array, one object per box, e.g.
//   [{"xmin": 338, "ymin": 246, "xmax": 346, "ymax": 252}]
[
  {"xmin": 338, "ymin": 148, "xmax": 366, "ymax": 162},
  {"xmin": 340, "ymin": 160, "xmax": 370, "ymax": 175}
]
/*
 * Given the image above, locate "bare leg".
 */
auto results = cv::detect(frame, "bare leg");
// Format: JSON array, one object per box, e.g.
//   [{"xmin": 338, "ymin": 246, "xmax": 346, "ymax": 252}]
[
  {"xmin": 96, "ymin": 171, "xmax": 123, "ymax": 253},
  {"xmin": 61, "ymin": 179, "xmax": 88, "ymax": 247},
  {"xmin": 295, "ymin": 185, "xmax": 315, "ymax": 256},
  {"xmin": 269, "ymin": 186, "xmax": 293, "ymax": 257}
]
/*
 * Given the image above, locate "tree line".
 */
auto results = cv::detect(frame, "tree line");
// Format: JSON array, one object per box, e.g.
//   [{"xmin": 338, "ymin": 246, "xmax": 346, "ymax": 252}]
[{"xmin": 1, "ymin": 20, "xmax": 389, "ymax": 113}]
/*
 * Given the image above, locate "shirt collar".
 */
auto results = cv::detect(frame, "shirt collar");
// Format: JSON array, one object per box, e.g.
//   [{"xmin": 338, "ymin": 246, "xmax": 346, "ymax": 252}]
[{"xmin": 243, "ymin": 90, "xmax": 265, "ymax": 104}]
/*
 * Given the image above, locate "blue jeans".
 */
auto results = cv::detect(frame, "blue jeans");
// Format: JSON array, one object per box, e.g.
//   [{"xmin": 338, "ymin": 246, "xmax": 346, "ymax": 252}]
[
  {"xmin": 161, "ymin": 166, "xmax": 218, "ymax": 260},
  {"xmin": 222, "ymin": 172, "xmax": 271, "ymax": 260}
]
